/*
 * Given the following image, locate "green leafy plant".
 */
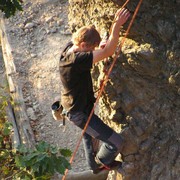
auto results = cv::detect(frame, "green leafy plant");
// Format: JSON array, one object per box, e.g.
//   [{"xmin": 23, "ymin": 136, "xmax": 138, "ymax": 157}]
[
  {"xmin": 0, "ymin": 121, "xmax": 72, "ymax": 180},
  {"xmin": 0, "ymin": 84, "xmax": 72, "ymax": 180},
  {"xmin": 14, "ymin": 141, "xmax": 72, "ymax": 180},
  {"xmin": 0, "ymin": 120, "xmax": 15, "ymax": 179},
  {"xmin": 0, "ymin": 0, "xmax": 23, "ymax": 18}
]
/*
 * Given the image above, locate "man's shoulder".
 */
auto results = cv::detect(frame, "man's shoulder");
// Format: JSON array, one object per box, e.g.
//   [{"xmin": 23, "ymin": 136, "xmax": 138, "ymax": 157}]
[
  {"xmin": 59, "ymin": 42, "xmax": 74, "ymax": 65},
  {"xmin": 75, "ymin": 51, "xmax": 93, "ymax": 62}
]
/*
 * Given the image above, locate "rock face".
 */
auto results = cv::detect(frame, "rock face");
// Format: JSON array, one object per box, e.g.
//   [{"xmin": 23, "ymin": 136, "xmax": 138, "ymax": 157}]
[{"xmin": 68, "ymin": 0, "xmax": 179, "ymax": 180}]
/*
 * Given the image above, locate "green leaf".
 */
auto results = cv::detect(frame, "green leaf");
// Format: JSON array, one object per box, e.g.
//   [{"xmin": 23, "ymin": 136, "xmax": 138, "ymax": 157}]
[
  {"xmin": 17, "ymin": 144, "xmax": 29, "ymax": 153},
  {"xmin": 15, "ymin": 155, "xmax": 26, "ymax": 167},
  {"xmin": 55, "ymin": 156, "xmax": 70, "ymax": 174},
  {"xmin": 36, "ymin": 141, "xmax": 50, "ymax": 152},
  {"xmin": 13, "ymin": 0, "xmax": 23, "ymax": 11},
  {"xmin": 24, "ymin": 152, "xmax": 40, "ymax": 161},
  {"xmin": 57, "ymin": 156, "xmax": 71, "ymax": 173},
  {"xmin": 2, "ymin": 122, "xmax": 12, "ymax": 135},
  {"xmin": 56, "ymin": 164, "xmax": 66, "ymax": 175},
  {"xmin": 2, "ymin": 128, "xmax": 10, "ymax": 135},
  {"xmin": 45, "ymin": 157, "xmax": 56, "ymax": 174},
  {"xmin": 60, "ymin": 149, "xmax": 72, "ymax": 157},
  {"xmin": 49, "ymin": 146, "xmax": 58, "ymax": 154},
  {"xmin": 31, "ymin": 163, "xmax": 40, "ymax": 173},
  {"xmin": 35, "ymin": 153, "xmax": 47, "ymax": 163}
]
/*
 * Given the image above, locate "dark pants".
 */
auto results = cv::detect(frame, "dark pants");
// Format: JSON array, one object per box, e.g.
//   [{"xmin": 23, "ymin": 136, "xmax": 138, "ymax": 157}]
[{"xmin": 68, "ymin": 111, "xmax": 124, "ymax": 170}]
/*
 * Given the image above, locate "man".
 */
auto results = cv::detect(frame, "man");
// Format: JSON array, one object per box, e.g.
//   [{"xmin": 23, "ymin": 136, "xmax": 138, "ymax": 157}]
[{"xmin": 59, "ymin": 8, "xmax": 130, "ymax": 173}]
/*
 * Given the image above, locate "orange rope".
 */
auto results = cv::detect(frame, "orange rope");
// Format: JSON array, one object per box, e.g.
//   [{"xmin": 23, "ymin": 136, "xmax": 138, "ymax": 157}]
[
  {"xmin": 62, "ymin": 0, "xmax": 143, "ymax": 179},
  {"xmin": 101, "ymin": 0, "xmax": 130, "ymax": 92}
]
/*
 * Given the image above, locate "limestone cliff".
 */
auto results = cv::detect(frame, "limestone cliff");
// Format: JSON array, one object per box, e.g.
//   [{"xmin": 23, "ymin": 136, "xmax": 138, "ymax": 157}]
[{"xmin": 68, "ymin": 0, "xmax": 180, "ymax": 179}]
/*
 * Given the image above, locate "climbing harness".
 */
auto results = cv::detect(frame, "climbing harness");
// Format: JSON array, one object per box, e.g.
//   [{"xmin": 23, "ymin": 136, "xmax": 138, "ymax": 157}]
[{"xmin": 62, "ymin": 0, "xmax": 143, "ymax": 179}]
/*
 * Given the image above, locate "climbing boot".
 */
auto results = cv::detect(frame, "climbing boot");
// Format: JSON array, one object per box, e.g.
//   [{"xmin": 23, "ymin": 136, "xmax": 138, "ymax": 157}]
[{"xmin": 95, "ymin": 143, "xmax": 119, "ymax": 166}]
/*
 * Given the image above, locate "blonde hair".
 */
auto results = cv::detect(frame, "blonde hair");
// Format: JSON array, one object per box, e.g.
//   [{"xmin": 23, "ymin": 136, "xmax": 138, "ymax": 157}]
[{"xmin": 72, "ymin": 26, "xmax": 101, "ymax": 47}]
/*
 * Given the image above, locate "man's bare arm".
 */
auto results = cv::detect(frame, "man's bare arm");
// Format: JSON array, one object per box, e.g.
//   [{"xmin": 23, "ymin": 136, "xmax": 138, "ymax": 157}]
[{"xmin": 93, "ymin": 8, "xmax": 130, "ymax": 64}]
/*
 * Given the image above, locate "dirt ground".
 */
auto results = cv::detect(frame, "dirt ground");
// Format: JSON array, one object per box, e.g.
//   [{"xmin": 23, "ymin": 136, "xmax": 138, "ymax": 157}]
[{"xmin": 2, "ymin": 0, "xmax": 89, "ymax": 173}]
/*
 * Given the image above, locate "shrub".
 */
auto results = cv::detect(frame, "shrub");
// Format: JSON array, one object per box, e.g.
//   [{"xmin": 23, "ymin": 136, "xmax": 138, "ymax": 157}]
[
  {"xmin": 0, "ymin": 86, "xmax": 71, "ymax": 179},
  {"xmin": 0, "ymin": 0, "xmax": 23, "ymax": 18}
]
